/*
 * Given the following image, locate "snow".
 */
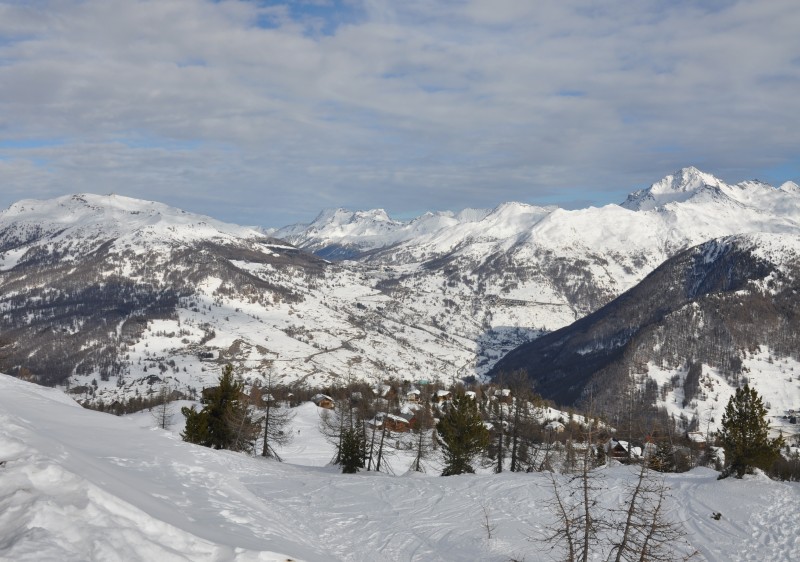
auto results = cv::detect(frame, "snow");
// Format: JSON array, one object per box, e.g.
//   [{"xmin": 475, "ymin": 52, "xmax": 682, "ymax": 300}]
[
  {"xmin": 3, "ymin": 374, "xmax": 800, "ymax": 561},
  {"xmin": 3, "ymin": 169, "xmax": 800, "ymax": 432}
]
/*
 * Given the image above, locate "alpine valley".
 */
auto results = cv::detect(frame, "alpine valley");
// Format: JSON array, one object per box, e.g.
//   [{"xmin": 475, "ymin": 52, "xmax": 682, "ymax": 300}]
[{"xmin": 2, "ymin": 167, "xmax": 800, "ymax": 431}]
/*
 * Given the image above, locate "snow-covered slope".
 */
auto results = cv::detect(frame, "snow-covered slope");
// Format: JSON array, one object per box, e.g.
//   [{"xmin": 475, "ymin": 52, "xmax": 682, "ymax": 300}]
[
  {"xmin": 280, "ymin": 167, "xmax": 800, "ymax": 267},
  {"xmin": 0, "ymin": 193, "xmax": 262, "ymax": 267},
  {"xmin": 491, "ymin": 231, "xmax": 800, "ymax": 432},
  {"xmin": 278, "ymin": 167, "xmax": 800, "ymax": 324},
  {"xmin": 3, "ymin": 167, "xmax": 800, "ymax": 410},
  {"xmin": 3, "ymin": 374, "xmax": 800, "ymax": 562}
]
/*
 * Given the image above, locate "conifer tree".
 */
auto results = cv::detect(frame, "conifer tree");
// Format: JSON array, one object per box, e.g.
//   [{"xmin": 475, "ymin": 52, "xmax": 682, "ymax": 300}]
[
  {"xmin": 181, "ymin": 364, "xmax": 258, "ymax": 451},
  {"xmin": 718, "ymin": 384, "xmax": 783, "ymax": 478},
  {"xmin": 649, "ymin": 441, "xmax": 675, "ymax": 473},
  {"xmin": 340, "ymin": 427, "xmax": 366, "ymax": 473},
  {"xmin": 181, "ymin": 404, "xmax": 209, "ymax": 444},
  {"xmin": 437, "ymin": 392, "xmax": 489, "ymax": 476}
]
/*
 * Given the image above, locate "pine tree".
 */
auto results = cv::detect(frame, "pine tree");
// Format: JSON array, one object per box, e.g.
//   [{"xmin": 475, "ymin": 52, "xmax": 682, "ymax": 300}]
[
  {"xmin": 718, "ymin": 384, "xmax": 784, "ymax": 478},
  {"xmin": 340, "ymin": 427, "xmax": 365, "ymax": 473},
  {"xmin": 648, "ymin": 440, "xmax": 675, "ymax": 473},
  {"xmin": 437, "ymin": 392, "xmax": 489, "ymax": 476},
  {"xmin": 181, "ymin": 364, "xmax": 258, "ymax": 451},
  {"xmin": 181, "ymin": 404, "xmax": 209, "ymax": 444}
]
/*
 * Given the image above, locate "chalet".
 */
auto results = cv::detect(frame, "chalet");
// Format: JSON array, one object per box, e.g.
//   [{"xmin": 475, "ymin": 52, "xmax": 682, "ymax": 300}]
[
  {"xmin": 464, "ymin": 390, "xmax": 477, "ymax": 401},
  {"xmin": 406, "ymin": 389, "xmax": 421, "ymax": 403},
  {"xmin": 369, "ymin": 412, "xmax": 411, "ymax": 433},
  {"xmin": 372, "ymin": 384, "xmax": 396, "ymax": 400},
  {"xmin": 434, "ymin": 390, "xmax": 452, "ymax": 404},
  {"xmin": 545, "ymin": 420, "xmax": 565, "ymax": 433},
  {"xmin": 604, "ymin": 438, "xmax": 641, "ymax": 460},
  {"xmin": 312, "ymin": 394, "xmax": 335, "ymax": 410},
  {"xmin": 494, "ymin": 388, "xmax": 512, "ymax": 404},
  {"xmin": 687, "ymin": 431, "xmax": 708, "ymax": 448},
  {"xmin": 198, "ymin": 350, "xmax": 218, "ymax": 362}
]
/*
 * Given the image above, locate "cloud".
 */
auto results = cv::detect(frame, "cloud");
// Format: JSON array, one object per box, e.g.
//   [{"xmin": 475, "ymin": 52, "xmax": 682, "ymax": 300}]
[{"xmin": 0, "ymin": 0, "xmax": 798, "ymax": 225}]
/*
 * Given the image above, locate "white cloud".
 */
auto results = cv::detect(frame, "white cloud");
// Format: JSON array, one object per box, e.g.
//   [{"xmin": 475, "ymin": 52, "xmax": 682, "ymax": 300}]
[{"xmin": 0, "ymin": 0, "xmax": 798, "ymax": 225}]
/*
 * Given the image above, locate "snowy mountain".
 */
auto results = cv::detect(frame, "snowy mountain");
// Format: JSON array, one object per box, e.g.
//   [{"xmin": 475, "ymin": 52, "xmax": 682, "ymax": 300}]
[
  {"xmin": 273, "ymin": 207, "xmax": 494, "ymax": 260},
  {"xmin": 490, "ymin": 232, "xmax": 800, "ymax": 433},
  {"xmin": 3, "ymin": 373, "xmax": 800, "ymax": 561},
  {"xmin": 279, "ymin": 167, "xmax": 800, "ymax": 323},
  {"xmin": 0, "ymin": 194, "xmax": 504, "ymax": 405},
  {"xmin": 2, "ymin": 168, "xmax": 800, "ymax": 414}
]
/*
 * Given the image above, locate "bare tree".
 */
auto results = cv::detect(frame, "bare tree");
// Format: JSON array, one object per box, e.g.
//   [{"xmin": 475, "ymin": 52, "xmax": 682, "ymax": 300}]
[
  {"xmin": 480, "ymin": 499, "xmax": 498, "ymax": 540},
  {"xmin": 228, "ymin": 387, "xmax": 261, "ymax": 454},
  {"xmin": 544, "ymin": 403, "xmax": 606, "ymax": 561},
  {"xmin": 256, "ymin": 372, "xmax": 295, "ymax": 461},
  {"xmin": 609, "ymin": 463, "xmax": 697, "ymax": 561},
  {"xmin": 410, "ymin": 389, "xmax": 436, "ymax": 472},
  {"xmin": 151, "ymin": 384, "xmax": 175, "ymax": 430},
  {"xmin": 491, "ymin": 398, "xmax": 506, "ymax": 473}
]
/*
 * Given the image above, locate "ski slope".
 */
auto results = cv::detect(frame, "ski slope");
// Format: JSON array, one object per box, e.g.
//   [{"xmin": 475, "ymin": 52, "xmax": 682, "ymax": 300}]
[{"xmin": 2, "ymin": 374, "xmax": 799, "ymax": 561}]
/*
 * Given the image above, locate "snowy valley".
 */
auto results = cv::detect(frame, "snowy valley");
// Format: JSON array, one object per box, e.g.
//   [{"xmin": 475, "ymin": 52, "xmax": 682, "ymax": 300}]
[{"xmin": 1, "ymin": 168, "xmax": 800, "ymax": 435}]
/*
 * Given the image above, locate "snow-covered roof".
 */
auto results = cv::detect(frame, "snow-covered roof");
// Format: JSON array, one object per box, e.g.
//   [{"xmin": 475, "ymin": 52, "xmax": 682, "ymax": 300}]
[
  {"xmin": 400, "ymin": 403, "xmax": 420, "ymax": 415},
  {"xmin": 687, "ymin": 431, "xmax": 707, "ymax": 443},
  {"xmin": 372, "ymin": 384, "xmax": 392, "ymax": 397}
]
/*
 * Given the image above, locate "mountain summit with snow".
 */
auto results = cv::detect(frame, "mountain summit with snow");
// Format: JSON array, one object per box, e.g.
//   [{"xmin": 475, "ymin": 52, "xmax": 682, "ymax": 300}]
[
  {"xmin": 279, "ymin": 167, "xmax": 800, "ymax": 266},
  {"xmin": 620, "ymin": 166, "xmax": 727, "ymax": 210}
]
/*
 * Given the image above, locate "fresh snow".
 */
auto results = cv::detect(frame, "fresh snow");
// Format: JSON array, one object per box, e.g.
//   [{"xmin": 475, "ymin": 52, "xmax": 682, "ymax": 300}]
[{"xmin": 3, "ymin": 374, "xmax": 800, "ymax": 561}]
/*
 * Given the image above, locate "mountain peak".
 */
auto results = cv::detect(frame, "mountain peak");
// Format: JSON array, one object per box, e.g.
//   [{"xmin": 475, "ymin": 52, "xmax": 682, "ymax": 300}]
[
  {"xmin": 0, "ymin": 192, "xmax": 262, "ymax": 254},
  {"xmin": 310, "ymin": 208, "xmax": 396, "ymax": 227},
  {"xmin": 621, "ymin": 167, "xmax": 726, "ymax": 211},
  {"xmin": 780, "ymin": 181, "xmax": 800, "ymax": 194}
]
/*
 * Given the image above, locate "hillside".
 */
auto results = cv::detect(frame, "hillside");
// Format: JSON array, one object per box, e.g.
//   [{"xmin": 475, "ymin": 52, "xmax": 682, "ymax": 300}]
[
  {"xmin": 2, "ymin": 168, "xmax": 800, "ymax": 411},
  {"xmin": 490, "ymin": 233, "xmax": 800, "ymax": 433},
  {"xmin": 3, "ymin": 374, "xmax": 800, "ymax": 561}
]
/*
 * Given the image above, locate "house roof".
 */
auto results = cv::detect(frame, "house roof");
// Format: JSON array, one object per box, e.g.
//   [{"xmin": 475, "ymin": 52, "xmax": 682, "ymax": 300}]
[
  {"xmin": 373, "ymin": 384, "xmax": 392, "ymax": 397},
  {"xmin": 687, "ymin": 431, "xmax": 707, "ymax": 443}
]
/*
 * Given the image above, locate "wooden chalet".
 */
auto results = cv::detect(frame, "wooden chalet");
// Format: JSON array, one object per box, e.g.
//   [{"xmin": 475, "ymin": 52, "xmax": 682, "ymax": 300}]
[
  {"xmin": 434, "ymin": 390, "xmax": 452, "ymax": 404},
  {"xmin": 369, "ymin": 412, "xmax": 411, "ymax": 433},
  {"xmin": 312, "ymin": 394, "xmax": 335, "ymax": 410}
]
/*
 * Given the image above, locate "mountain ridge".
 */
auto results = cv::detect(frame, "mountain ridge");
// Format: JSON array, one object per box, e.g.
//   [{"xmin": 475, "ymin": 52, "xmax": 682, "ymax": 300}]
[{"xmin": 2, "ymin": 167, "xmax": 799, "ymax": 420}]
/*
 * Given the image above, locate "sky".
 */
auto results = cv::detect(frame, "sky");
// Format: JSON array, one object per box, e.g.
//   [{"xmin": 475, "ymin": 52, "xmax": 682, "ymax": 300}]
[{"xmin": 0, "ymin": 0, "xmax": 799, "ymax": 227}]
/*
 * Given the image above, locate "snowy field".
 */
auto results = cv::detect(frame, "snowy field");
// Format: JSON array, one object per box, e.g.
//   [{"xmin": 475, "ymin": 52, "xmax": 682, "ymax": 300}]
[{"xmin": 2, "ymin": 374, "xmax": 799, "ymax": 562}]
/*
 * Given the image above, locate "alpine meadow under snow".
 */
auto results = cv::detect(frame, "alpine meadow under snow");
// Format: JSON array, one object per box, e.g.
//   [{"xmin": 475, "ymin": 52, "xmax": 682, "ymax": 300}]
[{"xmin": 2, "ymin": 374, "xmax": 800, "ymax": 562}]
